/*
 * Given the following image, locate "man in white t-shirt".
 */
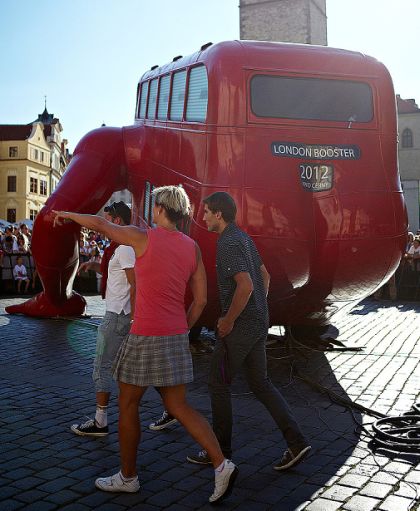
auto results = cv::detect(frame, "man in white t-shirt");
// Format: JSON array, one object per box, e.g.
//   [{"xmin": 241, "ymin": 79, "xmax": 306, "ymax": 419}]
[{"xmin": 71, "ymin": 202, "xmax": 136, "ymax": 436}]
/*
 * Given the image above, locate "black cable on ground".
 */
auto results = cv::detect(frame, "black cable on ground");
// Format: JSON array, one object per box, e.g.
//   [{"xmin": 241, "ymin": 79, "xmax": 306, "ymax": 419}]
[
  {"xmin": 292, "ymin": 365, "xmax": 388, "ymax": 419},
  {"xmin": 293, "ymin": 364, "xmax": 420, "ymax": 456}
]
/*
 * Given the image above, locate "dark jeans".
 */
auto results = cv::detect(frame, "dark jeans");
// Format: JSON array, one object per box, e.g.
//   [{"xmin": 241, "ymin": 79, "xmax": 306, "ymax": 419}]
[{"xmin": 208, "ymin": 323, "xmax": 307, "ymax": 458}]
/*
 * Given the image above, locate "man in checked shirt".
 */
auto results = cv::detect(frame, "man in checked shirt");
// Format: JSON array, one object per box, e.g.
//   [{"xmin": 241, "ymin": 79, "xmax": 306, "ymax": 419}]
[{"xmin": 187, "ymin": 191, "xmax": 311, "ymax": 471}]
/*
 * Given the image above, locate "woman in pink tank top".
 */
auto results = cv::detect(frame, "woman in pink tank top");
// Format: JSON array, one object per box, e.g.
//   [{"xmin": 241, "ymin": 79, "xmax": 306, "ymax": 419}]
[{"xmin": 53, "ymin": 185, "xmax": 237, "ymax": 504}]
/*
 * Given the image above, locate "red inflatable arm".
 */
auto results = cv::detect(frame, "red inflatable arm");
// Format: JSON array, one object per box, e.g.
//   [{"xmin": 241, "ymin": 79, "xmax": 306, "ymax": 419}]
[{"xmin": 6, "ymin": 127, "xmax": 128, "ymax": 317}]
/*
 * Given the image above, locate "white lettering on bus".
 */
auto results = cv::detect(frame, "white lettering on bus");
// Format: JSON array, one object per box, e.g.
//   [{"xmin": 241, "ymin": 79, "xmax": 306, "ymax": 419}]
[{"xmin": 272, "ymin": 142, "xmax": 359, "ymax": 160}]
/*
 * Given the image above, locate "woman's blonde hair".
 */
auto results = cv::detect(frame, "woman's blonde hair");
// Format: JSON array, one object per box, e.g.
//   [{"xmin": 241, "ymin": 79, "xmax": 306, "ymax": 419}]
[{"xmin": 152, "ymin": 185, "xmax": 191, "ymax": 223}]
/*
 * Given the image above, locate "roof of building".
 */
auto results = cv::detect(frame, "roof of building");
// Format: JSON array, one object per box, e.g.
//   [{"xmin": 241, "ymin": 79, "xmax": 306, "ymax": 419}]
[
  {"xmin": 0, "ymin": 125, "xmax": 33, "ymax": 141},
  {"xmin": 397, "ymin": 95, "xmax": 420, "ymax": 114},
  {"xmin": 0, "ymin": 105, "xmax": 62, "ymax": 142},
  {"xmin": 32, "ymin": 107, "xmax": 56, "ymax": 125}
]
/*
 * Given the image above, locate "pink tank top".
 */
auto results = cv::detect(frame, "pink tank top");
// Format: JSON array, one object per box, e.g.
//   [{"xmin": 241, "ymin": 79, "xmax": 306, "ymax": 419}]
[{"xmin": 131, "ymin": 226, "xmax": 197, "ymax": 336}]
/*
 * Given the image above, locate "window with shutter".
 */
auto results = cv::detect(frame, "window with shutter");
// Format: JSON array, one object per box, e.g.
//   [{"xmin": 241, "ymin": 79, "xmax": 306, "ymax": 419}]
[
  {"xmin": 147, "ymin": 79, "xmax": 158, "ymax": 119},
  {"xmin": 157, "ymin": 75, "xmax": 170, "ymax": 120},
  {"xmin": 170, "ymin": 70, "xmax": 187, "ymax": 121},
  {"xmin": 186, "ymin": 66, "xmax": 208, "ymax": 122},
  {"xmin": 139, "ymin": 81, "xmax": 149, "ymax": 118}
]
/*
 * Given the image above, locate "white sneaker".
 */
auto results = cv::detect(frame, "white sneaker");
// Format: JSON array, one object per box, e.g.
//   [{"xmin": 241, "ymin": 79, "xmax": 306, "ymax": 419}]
[
  {"xmin": 95, "ymin": 470, "xmax": 140, "ymax": 493},
  {"xmin": 209, "ymin": 459, "xmax": 238, "ymax": 504}
]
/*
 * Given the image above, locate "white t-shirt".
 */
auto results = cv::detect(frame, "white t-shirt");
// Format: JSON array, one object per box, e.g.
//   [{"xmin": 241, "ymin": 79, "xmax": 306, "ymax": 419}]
[
  {"xmin": 13, "ymin": 264, "xmax": 27, "ymax": 280},
  {"xmin": 105, "ymin": 244, "xmax": 136, "ymax": 315},
  {"xmin": 408, "ymin": 245, "xmax": 420, "ymax": 256}
]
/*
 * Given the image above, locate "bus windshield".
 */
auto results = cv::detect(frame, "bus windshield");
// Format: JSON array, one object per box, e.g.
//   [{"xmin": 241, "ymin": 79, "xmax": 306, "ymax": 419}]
[{"xmin": 250, "ymin": 75, "xmax": 373, "ymax": 123}]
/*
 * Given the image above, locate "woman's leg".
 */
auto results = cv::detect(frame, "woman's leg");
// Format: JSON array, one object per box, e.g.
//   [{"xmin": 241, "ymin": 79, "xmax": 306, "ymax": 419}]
[
  {"xmin": 118, "ymin": 382, "xmax": 147, "ymax": 478},
  {"xmin": 160, "ymin": 384, "xmax": 224, "ymax": 468}
]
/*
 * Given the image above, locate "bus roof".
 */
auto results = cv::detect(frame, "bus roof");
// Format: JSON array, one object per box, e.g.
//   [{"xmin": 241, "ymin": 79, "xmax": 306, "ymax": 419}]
[{"xmin": 139, "ymin": 40, "xmax": 389, "ymax": 83}]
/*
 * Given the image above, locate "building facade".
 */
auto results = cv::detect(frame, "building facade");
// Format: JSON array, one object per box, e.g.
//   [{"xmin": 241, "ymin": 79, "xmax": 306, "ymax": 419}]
[
  {"xmin": 397, "ymin": 95, "xmax": 420, "ymax": 233},
  {"xmin": 0, "ymin": 108, "xmax": 68, "ymax": 224},
  {"xmin": 239, "ymin": 0, "xmax": 327, "ymax": 45}
]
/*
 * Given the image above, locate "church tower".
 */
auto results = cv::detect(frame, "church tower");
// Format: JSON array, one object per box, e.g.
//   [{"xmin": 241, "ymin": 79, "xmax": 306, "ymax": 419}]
[{"xmin": 239, "ymin": 0, "xmax": 327, "ymax": 45}]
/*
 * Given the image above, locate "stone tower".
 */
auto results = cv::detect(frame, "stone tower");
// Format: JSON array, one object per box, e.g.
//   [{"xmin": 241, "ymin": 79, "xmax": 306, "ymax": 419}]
[{"xmin": 239, "ymin": 0, "xmax": 327, "ymax": 45}]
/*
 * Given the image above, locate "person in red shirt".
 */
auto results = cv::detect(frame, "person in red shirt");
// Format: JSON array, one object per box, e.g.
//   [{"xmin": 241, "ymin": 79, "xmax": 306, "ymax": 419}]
[{"xmin": 52, "ymin": 185, "xmax": 238, "ymax": 505}]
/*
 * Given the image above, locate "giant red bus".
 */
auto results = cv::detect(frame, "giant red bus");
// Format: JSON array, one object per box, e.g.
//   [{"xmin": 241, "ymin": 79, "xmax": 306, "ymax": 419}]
[{"xmin": 7, "ymin": 41, "xmax": 407, "ymax": 333}]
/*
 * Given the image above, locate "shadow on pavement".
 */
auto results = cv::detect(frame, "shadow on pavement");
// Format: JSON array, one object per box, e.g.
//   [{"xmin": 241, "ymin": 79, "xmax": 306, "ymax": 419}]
[
  {"xmin": 350, "ymin": 298, "xmax": 420, "ymax": 315},
  {"xmin": 191, "ymin": 338, "xmax": 364, "ymax": 510},
  {"xmin": 0, "ymin": 310, "xmax": 365, "ymax": 510}
]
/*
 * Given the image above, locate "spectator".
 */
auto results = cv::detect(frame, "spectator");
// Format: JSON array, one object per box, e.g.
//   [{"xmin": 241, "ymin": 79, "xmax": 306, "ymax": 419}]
[
  {"xmin": 406, "ymin": 232, "xmax": 414, "ymax": 252},
  {"xmin": 16, "ymin": 234, "xmax": 29, "ymax": 254},
  {"xmin": 3, "ymin": 235, "xmax": 15, "ymax": 254},
  {"xmin": 89, "ymin": 245, "xmax": 103, "ymax": 292},
  {"xmin": 13, "ymin": 256, "xmax": 30, "ymax": 293},
  {"xmin": 87, "ymin": 240, "xmax": 98, "ymax": 257},
  {"xmin": 90, "ymin": 245, "xmax": 102, "ymax": 263},
  {"xmin": 97, "ymin": 241, "xmax": 105, "ymax": 257},
  {"xmin": 20, "ymin": 224, "xmax": 32, "ymax": 242},
  {"xmin": 406, "ymin": 238, "xmax": 420, "ymax": 270},
  {"xmin": 3, "ymin": 227, "xmax": 18, "ymax": 253},
  {"xmin": 79, "ymin": 233, "xmax": 90, "ymax": 261}
]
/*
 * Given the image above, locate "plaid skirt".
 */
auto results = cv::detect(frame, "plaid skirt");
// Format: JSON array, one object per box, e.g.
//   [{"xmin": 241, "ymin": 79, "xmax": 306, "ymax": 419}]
[{"xmin": 112, "ymin": 333, "xmax": 193, "ymax": 387}]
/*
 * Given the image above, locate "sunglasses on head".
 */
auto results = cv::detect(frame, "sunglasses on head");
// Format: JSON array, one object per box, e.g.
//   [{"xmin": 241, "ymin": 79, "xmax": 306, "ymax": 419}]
[{"xmin": 104, "ymin": 203, "xmax": 118, "ymax": 216}]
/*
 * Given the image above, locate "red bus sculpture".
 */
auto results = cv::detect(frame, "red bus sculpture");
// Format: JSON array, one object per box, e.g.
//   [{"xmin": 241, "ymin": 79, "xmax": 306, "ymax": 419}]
[{"xmin": 6, "ymin": 40, "xmax": 407, "ymax": 332}]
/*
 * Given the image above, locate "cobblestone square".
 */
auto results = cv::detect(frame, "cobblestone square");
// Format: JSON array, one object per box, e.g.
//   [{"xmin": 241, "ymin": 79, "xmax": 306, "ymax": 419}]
[{"xmin": 0, "ymin": 296, "xmax": 419, "ymax": 510}]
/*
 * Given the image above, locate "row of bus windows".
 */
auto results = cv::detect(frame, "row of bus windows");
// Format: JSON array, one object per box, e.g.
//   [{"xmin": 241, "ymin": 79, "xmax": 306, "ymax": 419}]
[{"xmin": 138, "ymin": 65, "xmax": 208, "ymax": 123}]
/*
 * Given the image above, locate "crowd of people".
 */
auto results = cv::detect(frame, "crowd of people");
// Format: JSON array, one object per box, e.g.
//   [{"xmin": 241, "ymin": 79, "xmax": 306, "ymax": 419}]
[
  {"xmin": 0, "ymin": 223, "xmax": 36, "ymax": 292},
  {"xmin": 0, "ymin": 223, "xmax": 32, "ymax": 256},
  {"xmin": 0, "ymin": 222, "xmax": 107, "ymax": 293}
]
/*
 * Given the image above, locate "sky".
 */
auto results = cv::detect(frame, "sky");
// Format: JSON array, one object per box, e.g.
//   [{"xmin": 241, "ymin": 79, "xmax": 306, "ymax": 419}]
[{"xmin": 1, "ymin": 0, "xmax": 419, "ymax": 151}]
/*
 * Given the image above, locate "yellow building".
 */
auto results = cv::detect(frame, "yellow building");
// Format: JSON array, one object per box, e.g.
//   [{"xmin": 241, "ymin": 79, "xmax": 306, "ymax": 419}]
[{"xmin": 0, "ymin": 108, "xmax": 68, "ymax": 224}]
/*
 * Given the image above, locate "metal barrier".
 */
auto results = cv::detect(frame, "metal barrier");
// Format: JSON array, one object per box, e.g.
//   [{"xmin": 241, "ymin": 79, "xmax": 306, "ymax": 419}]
[{"xmin": 0, "ymin": 253, "xmax": 99, "ymax": 295}]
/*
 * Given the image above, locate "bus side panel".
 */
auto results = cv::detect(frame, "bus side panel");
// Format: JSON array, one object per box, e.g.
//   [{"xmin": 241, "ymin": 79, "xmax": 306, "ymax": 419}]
[
  {"xmin": 205, "ymin": 129, "xmax": 245, "ymax": 188},
  {"xmin": 179, "ymin": 127, "xmax": 207, "ymax": 184},
  {"xmin": 243, "ymin": 188, "xmax": 311, "ymax": 290}
]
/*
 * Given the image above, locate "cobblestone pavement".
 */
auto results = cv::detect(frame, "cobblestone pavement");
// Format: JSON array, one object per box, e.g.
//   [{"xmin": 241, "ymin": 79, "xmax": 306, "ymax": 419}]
[{"xmin": 0, "ymin": 295, "xmax": 419, "ymax": 511}]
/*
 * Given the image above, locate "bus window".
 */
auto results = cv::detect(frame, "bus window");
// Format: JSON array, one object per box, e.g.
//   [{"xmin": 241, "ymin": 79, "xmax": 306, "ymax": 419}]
[
  {"xmin": 157, "ymin": 75, "xmax": 170, "ymax": 120},
  {"xmin": 139, "ymin": 81, "xmax": 149, "ymax": 119},
  {"xmin": 147, "ymin": 78, "xmax": 158, "ymax": 119},
  {"xmin": 143, "ymin": 181, "xmax": 157, "ymax": 225},
  {"xmin": 135, "ymin": 84, "xmax": 141, "ymax": 118},
  {"xmin": 186, "ymin": 65, "xmax": 208, "ymax": 122},
  {"xmin": 170, "ymin": 70, "xmax": 187, "ymax": 121},
  {"xmin": 143, "ymin": 181, "xmax": 151, "ymax": 224},
  {"xmin": 250, "ymin": 75, "xmax": 373, "ymax": 123}
]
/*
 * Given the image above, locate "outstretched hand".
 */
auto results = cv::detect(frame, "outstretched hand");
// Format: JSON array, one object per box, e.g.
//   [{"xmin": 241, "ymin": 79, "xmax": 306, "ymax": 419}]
[{"xmin": 52, "ymin": 210, "xmax": 73, "ymax": 227}]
